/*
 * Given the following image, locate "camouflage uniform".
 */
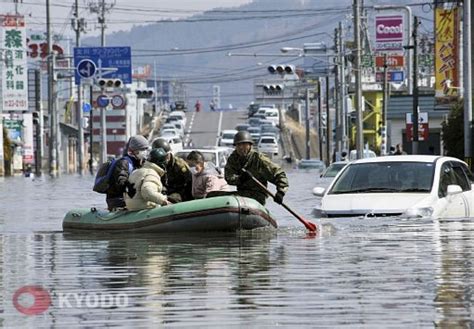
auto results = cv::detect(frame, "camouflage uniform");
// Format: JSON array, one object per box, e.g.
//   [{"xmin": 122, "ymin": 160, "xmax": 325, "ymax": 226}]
[
  {"xmin": 162, "ymin": 154, "xmax": 193, "ymax": 202},
  {"xmin": 225, "ymin": 149, "xmax": 288, "ymax": 205}
]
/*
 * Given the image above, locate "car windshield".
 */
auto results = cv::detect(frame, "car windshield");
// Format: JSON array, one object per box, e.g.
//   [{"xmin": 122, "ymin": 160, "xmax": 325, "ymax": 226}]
[
  {"xmin": 222, "ymin": 133, "xmax": 235, "ymax": 139},
  {"xmin": 322, "ymin": 163, "xmax": 347, "ymax": 177},
  {"xmin": 329, "ymin": 162, "xmax": 435, "ymax": 194},
  {"xmin": 260, "ymin": 138, "xmax": 275, "ymax": 144}
]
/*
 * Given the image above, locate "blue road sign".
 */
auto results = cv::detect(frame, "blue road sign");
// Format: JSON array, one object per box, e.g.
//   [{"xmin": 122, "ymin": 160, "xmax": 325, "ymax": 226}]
[
  {"xmin": 97, "ymin": 95, "xmax": 109, "ymax": 108},
  {"xmin": 74, "ymin": 46, "xmax": 132, "ymax": 85},
  {"xmin": 82, "ymin": 103, "xmax": 91, "ymax": 113},
  {"xmin": 77, "ymin": 59, "xmax": 96, "ymax": 79},
  {"xmin": 376, "ymin": 71, "xmax": 405, "ymax": 83}
]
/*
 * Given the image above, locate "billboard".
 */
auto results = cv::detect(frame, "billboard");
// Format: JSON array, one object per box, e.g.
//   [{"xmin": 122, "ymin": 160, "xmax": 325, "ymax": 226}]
[
  {"xmin": 434, "ymin": 8, "xmax": 459, "ymax": 99},
  {"xmin": 1, "ymin": 15, "xmax": 28, "ymax": 112},
  {"xmin": 375, "ymin": 15, "xmax": 404, "ymax": 51}
]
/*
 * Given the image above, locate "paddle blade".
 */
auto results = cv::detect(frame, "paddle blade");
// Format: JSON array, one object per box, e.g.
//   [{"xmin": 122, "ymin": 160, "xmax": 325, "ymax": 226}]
[{"xmin": 301, "ymin": 218, "xmax": 318, "ymax": 232}]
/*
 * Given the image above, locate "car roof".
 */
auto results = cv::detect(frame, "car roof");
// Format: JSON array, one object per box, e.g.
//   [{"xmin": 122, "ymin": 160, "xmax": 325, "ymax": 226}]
[{"xmin": 351, "ymin": 155, "xmax": 461, "ymax": 165}]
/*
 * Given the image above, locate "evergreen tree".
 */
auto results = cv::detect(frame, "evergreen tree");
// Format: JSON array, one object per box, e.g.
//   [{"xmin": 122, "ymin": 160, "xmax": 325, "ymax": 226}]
[{"xmin": 441, "ymin": 100, "xmax": 464, "ymax": 159}]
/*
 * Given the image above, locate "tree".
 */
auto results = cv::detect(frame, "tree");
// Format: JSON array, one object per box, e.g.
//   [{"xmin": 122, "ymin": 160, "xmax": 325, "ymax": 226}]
[{"xmin": 441, "ymin": 100, "xmax": 464, "ymax": 159}]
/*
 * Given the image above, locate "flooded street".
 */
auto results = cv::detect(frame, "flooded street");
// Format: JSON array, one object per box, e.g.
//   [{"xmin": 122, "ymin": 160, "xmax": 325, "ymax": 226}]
[{"xmin": 1, "ymin": 169, "xmax": 474, "ymax": 328}]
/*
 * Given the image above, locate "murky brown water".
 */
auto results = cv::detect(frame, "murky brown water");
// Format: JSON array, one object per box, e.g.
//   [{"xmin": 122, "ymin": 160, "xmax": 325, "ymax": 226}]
[{"xmin": 1, "ymin": 170, "xmax": 473, "ymax": 328}]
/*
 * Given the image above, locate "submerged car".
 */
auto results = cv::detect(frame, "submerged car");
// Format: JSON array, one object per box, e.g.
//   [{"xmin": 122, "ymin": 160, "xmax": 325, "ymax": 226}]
[
  {"xmin": 298, "ymin": 159, "xmax": 326, "ymax": 172},
  {"xmin": 313, "ymin": 155, "xmax": 474, "ymax": 219},
  {"xmin": 320, "ymin": 161, "xmax": 348, "ymax": 178}
]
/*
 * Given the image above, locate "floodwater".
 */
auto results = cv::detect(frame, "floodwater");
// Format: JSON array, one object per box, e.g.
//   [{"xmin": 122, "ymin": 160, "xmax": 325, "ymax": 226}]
[{"xmin": 1, "ymin": 169, "xmax": 473, "ymax": 328}]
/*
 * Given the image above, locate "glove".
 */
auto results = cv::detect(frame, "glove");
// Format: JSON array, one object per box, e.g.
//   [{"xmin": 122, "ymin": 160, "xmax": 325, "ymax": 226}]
[
  {"xmin": 126, "ymin": 182, "xmax": 136, "ymax": 198},
  {"xmin": 274, "ymin": 191, "xmax": 285, "ymax": 204},
  {"xmin": 167, "ymin": 194, "xmax": 182, "ymax": 204},
  {"xmin": 239, "ymin": 169, "xmax": 252, "ymax": 183}
]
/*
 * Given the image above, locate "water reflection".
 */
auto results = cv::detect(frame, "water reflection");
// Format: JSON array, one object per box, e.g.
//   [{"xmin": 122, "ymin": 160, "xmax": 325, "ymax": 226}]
[
  {"xmin": 432, "ymin": 218, "xmax": 474, "ymax": 328},
  {"xmin": 2, "ymin": 171, "xmax": 474, "ymax": 327}
]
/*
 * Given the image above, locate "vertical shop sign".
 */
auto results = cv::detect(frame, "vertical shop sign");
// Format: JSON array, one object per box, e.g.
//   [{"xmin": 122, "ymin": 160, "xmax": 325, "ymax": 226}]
[{"xmin": 1, "ymin": 15, "xmax": 28, "ymax": 112}]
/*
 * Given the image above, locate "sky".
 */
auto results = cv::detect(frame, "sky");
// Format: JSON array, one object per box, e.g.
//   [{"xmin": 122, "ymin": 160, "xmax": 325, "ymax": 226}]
[{"xmin": 0, "ymin": 0, "xmax": 253, "ymax": 37}]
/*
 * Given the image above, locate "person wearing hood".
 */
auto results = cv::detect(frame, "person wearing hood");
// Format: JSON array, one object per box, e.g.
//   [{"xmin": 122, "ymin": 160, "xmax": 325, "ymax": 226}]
[
  {"xmin": 224, "ymin": 131, "xmax": 288, "ymax": 206},
  {"xmin": 106, "ymin": 135, "xmax": 150, "ymax": 211},
  {"xmin": 125, "ymin": 148, "xmax": 171, "ymax": 211},
  {"xmin": 186, "ymin": 150, "xmax": 229, "ymax": 199}
]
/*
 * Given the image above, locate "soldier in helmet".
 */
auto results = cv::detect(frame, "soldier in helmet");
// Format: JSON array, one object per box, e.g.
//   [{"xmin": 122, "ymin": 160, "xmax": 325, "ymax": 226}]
[
  {"xmin": 125, "ymin": 148, "xmax": 171, "ymax": 210},
  {"xmin": 151, "ymin": 138, "xmax": 193, "ymax": 203},
  {"xmin": 225, "ymin": 131, "xmax": 288, "ymax": 206}
]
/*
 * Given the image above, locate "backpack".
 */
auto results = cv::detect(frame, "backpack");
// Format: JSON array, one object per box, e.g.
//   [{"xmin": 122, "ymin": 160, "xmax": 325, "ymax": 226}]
[{"xmin": 93, "ymin": 156, "xmax": 134, "ymax": 194}]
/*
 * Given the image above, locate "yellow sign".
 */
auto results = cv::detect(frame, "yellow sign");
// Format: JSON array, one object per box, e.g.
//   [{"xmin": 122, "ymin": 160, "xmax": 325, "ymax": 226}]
[{"xmin": 434, "ymin": 8, "xmax": 459, "ymax": 99}]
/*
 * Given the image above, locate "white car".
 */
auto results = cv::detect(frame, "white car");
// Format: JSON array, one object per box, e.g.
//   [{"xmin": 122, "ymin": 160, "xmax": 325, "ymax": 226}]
[
  {"xmin": 168, "ymin": 111, "xmax": 187, "ymax": 126},
  {"xmin": 257, "ymin": 136, "xmax": 279, "ymax": 156},
  {"xmin": 313, "ymin": 155, "xmax": 474, "ymax": 219},
  {"xmin": 175, "ymin": 147, "xmax": 231, "ymax": 173},
  {"xmin": 152, "ymin": 136, "xmax": 183, "ymax": 153},
  {"xmin": 218, "ymin": 129, "xmax": 238, "ymax": 147}
]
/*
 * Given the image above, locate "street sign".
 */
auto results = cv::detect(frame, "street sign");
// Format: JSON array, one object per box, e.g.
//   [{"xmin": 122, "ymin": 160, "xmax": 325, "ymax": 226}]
[
  {"xmin": 73, "ymin": 46, "xmax": 132, "ymax": 85},
  {"xmin": 406, "ymin": 112, "xmax": 429, "ymax": 141},
  {"xmin": 375, "ymin": 55, "xmax": 404, "ymax": 68},
  {"xmin": 96, "ymin": 95, "xmax": 109, "ymax": 108},
  {"xmin": 82, "ymin": 102, "xmax": 91, "ymax": 113},
  {"xmin": 111, "ymin": 95, "xmax": 125, "ymax": 109},
  {"xmin": 77, "ymin": 59, "xmax": 97, "ymax": 79},
  {"xmin": 375, "ymin": 70, "xmax": 404, "ymax": 82}
]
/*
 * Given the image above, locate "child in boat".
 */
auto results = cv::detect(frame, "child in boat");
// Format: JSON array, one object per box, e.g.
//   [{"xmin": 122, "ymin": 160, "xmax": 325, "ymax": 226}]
[
  {"xmin": 125, "ymin": 148, "xmax": 171, "ymax": 210},
  {"xmin": 186, "ymin": 150, "xmax": 229, "ymax": 199}
]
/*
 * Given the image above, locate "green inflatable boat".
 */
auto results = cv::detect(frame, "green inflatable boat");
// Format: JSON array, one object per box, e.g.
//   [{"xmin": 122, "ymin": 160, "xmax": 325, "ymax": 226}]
[{"xmin": 63, "ymin": 196, "xmax": 277, "ymax": 233}]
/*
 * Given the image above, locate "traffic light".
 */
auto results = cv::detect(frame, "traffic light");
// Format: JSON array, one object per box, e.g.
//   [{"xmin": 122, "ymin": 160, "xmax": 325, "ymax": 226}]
[
  {"xmin": 263, "ymin": 84, "xmax": 284, "ymax": 95},
  {"xmin": 135, "ymin": 89, "xmax": 154, "ymax": 98},
  {"xmin": 32, "ymin": 111, "xmax": 40, "ymax": 125},
  {"xmin": 263, "ymin": 84, "xmax": 283, "ymax": 91},
  {"xmin": 97, "ymin": 78, "xmax": 123, "ymax": 89},
  {"xmin": 268, "ymin": 64, "xmax": 295, "ymax": 75}
]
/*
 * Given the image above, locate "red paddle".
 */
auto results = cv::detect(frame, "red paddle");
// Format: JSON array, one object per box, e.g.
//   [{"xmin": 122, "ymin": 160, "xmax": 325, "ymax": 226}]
[{"xmin": 242, "ymin": 169, "xmax": 318, "ymax": 232}]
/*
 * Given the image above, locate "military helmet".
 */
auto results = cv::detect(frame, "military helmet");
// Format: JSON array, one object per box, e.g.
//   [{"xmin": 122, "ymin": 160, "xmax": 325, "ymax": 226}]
[
  {"xmin": 233, "ymin": 131, "xmax": 253, "ymax": 145},
  {"xmin": 151, "ymin": 138, "xmax": 171, "ymax": 153},
  {"xmin": 149, "ymin": 148, "xmax": 168, "ymax": 167}
]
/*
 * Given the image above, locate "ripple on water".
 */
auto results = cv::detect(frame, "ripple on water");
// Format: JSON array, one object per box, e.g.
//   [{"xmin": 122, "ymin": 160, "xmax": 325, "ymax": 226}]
[{"xmin": 1, "ymin": 171, "xmax": 474, "ymax": 327}]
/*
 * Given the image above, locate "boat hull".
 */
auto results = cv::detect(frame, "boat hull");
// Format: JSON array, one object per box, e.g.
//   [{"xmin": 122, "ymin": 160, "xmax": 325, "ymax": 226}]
[{"xmin": 63, "ymin": 196, "xmax": 277, "ymax": 233}]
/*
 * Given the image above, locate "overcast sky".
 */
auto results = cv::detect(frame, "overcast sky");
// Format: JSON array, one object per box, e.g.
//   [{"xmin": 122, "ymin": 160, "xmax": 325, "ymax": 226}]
[{"xmin": 1, "ymin": 0, "xmax": 253, "ymax": 36}]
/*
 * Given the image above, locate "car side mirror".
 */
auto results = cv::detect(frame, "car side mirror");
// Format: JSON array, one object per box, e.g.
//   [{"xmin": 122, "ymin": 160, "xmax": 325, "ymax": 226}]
[
  {"xmin": 447, "ymin": 184, "xmax": 463, "ymax": 196},
  {"xmin": 312, "ymin": 187, "xmax": 326, "ymax": 197}
]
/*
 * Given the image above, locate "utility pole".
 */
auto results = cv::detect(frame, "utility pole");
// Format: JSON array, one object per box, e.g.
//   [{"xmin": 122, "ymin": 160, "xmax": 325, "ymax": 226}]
[
  {"xmin": 317, "ymin": 79, "xmax": 323, "ymax": 161},
  {"xmin": 353, "ymin": 0, "xmax": 364, "ymax": 159},
  {"xmin": 412, "ymin": 16, "xmax": 419, "ymax": 155},
  {"xmin": 72, "ymin": 0, "xmax": 85, "ymax": 173},
  {"xmin": 339, "ymin": 22, "xmax": 348, "ymax": 153},
  {"xmin": 89, "ymin": 85, "xmax": 94, "ymax": 174},
  {"xmin": 305, "ymin": 87, "xmax": 310, "ymax": 160},
  {"xmin": 34, "ymin": 69, "xmax": 43, "ymax": 177},
  {"xmin": 463, "ymin": 0, "xmax": 472, "ymax": 165},
  {"xmin": 325, "ymin": 75, "xmax": 331, "ymax": 165},
  {"xmin": 334, "ymin": 27, "xmax": 341, "ymax": 155},
  {"xmin": 382, "ymin": 53, "xmax": 389, "ymax": 155},
  {"xmin": 46, "ymin": 0, "xmax": 58, "ymax": 176},
  {"xmin": 90, "ymin": 0, "xmax": 114, "ymax": 164}
]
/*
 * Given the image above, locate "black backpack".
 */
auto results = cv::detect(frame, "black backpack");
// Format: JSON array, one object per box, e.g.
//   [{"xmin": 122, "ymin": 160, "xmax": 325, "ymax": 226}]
[{"xmin": 93, "ymin": 157, "xmax": 133, "ymax": 194}]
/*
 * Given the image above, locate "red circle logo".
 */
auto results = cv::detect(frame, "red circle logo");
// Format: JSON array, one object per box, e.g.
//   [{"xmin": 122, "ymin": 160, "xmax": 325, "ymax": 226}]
[{"xmin": 12, "ymin": 285, "xmax": 51, "ymax": 315}]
